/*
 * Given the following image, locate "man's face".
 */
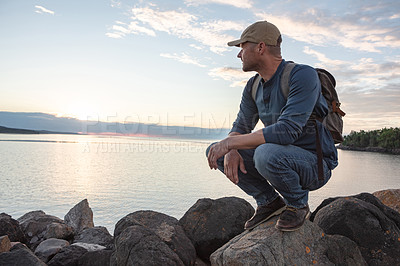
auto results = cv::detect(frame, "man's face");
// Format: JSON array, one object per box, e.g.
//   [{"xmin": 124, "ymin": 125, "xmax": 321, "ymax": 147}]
[{"xmin": 237, "ymin": 42, "xmax": 258, "ymax": 72}]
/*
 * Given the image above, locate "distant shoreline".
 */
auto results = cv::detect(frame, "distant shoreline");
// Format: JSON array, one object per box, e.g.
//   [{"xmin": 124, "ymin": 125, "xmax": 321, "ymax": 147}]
[
  {"xmin": 0, "ymin": 125, "xmax": 78, "ymax": 135},
  {"xmin": 337, "ymin": 145, "xmax": 400, "ymax": 155}
]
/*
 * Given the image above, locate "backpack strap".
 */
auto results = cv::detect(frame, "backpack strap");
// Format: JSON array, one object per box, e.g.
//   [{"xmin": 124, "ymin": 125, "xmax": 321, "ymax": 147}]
[
  {"xmin": 251, "ymin": 62, "xmax": 296, "ymax": 102},
  {"xmin": 251, "ymin": 74, "xmax": 262, "ymax": 102},
  {"xmin": 280, "ymin": 62, "xmax": 296, "ymax": 99}
]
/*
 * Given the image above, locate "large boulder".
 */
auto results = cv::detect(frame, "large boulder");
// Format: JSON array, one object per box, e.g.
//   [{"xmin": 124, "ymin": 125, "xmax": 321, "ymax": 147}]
[
  {"xmin": 0, "ymin": 243, "xmax": 46, "ymax": 266},
  {"xmin": 179, "ymin": 197, "xmax": 254, "ymax": 262},
  {"xmin": 17, "ymin": 211, "xmax": 74, "ymax": 249},
  {"xmin": 77, "ymin": 249, "xmax": 113, "ymax": 266},
  {"xmin": 312, "ymin": 193, "xmax": 400, "ymax": 265},
  {"xmin": 0, "ymin": 213, "xmax": 27, "ymax": 243},
  {"xmin": 47, "ymin": 245, "xmax": 88, "ymax": 266},
  {"xmin": 73, "ymin": 226, "xmax": 113, "ymax": 249},
  {"xmin": 111, "ymin": 225, "xmax": 184, "ymax": 266},
  {"xmin": 211, "ymin": 216, "xmax": 366, "ymax": 265},
  {"xmin": 17, "ymin": 211, "xmax": 74, "ymax": 248},
  {"xmin": 373, "ymin": 188, "xmax": 400, "ymax": 213},
  {"xmin": 64, "ymin": 199, "xmax": 94, "ymax": 233},
  {"xmin": 34, "ymin": 238, "xmax": 69, "ymax": 263},
  {"xmin": 113, "ymin": 210, "xmax": 195, "ymax": 265}
]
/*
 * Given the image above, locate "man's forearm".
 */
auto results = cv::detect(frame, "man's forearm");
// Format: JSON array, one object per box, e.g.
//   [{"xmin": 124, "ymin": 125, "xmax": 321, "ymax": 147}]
[{"xmin": 227, "ymin": 129, "xmax": 265, "ymax": 150}]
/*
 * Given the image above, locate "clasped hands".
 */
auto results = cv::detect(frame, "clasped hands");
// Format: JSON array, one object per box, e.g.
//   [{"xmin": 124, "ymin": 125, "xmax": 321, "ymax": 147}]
[{"xmin": 207, "ymin": 137, "xmax": 247, "ymax": 184}]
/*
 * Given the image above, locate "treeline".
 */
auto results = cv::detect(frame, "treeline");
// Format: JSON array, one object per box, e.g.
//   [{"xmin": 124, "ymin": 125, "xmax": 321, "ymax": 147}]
[{"xmin": 341, "ymin": 127, "xmax": 400, "ymax": 149}]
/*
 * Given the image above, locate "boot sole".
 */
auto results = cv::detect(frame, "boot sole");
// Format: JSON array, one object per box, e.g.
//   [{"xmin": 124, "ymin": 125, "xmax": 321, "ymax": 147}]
[
  {"xmin": 245, "ymin": 206, "xmax": 286, "ymax": 230},
  {"xmin": 275, "ymin": 211, "xmax": 311, "ymax": 232}
]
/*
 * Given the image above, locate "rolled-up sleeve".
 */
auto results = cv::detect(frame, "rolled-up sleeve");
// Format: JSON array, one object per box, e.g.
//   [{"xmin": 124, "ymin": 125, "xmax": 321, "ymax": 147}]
[
  {"xmin": 262, "ymin": 65, "xmax": 320, "ymax": 144},
  {"xmin": 230, "ymin": 76, "xmax": 259, "ymax": 135}
]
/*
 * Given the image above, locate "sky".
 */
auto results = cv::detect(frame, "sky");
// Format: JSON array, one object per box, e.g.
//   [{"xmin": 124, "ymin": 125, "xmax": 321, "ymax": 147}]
[{"xmin": 0, "ymin": 0, "xmax": 399, "ymax": 134}]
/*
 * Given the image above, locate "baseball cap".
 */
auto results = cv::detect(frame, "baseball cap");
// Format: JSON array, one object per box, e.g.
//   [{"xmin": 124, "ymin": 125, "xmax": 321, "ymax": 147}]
[{"xmin": 227, "ymin": 21, "xmax": 281, "ymax": 47}]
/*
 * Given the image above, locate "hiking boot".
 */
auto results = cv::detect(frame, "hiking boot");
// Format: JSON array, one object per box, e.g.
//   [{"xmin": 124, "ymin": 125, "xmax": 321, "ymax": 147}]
[
  {"xmin": 244, "ymin": 197, "xmax": 286, "ymax": 230},
  {"xmin": 275, "ymin": 205, "xmax": 310, "ymax": 231}
]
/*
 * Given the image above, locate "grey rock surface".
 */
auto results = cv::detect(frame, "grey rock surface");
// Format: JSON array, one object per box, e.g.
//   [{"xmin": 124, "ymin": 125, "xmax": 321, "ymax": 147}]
[
  {"xmin": 72, "ymin": 242, "xmax": 106, "ymax": 252},
  {"xmin": 77, "ymin": 249, "xmax": 113, "ymax": 266},
  {"xmin": 17, "ymin": 210, "xmax": 73, "ymax": 249},
  {"xmin": 0, "ymin": 242, "xmax": 46, "ymax": 266},
  {"xmin": 0, "ymin": 213, "xmax": 27, "ymax": 243},
  {"xmin": 114, "ymin": 210, "xmax": 196, "ymax": 265},
  {"xmin": 34, "ymin": 238, "xmax": 69, "ymax": 263},
  {"xmin": 64, "ymin": 199, "xmax": 94, "ymax": 233},
  {"xmin": 210, "ymin": 216, "xmax": 366, "ymax": 266},
  {"xmin": 179, "ymin": 197, "xmax": 254, "ymax": 262},
  {"xmin": 73, "ymin": 226, "xmax": 113, "ymax": 249},
  {"xmin": 111, "ymin": 225, "xmax": 184, "ymax": 266},
  {"xmin": 313, "ymin": 194, "xmax": 400, "ymax": 265},
  {"xmin": 47, "ymin": 245, "xmax": 88, "ymax": 266}
]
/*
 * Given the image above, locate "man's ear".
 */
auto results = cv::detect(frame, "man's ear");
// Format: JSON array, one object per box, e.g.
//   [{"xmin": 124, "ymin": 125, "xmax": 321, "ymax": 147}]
[{"xmin": 258, "ymin": 42, "xmax": 266, "ymax": 54}]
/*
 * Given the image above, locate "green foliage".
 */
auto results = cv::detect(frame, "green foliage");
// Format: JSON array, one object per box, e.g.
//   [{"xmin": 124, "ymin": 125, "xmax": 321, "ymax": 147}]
[{"xmin": 342, "ymin": 127, "xmax": 400, "ymax": 149}]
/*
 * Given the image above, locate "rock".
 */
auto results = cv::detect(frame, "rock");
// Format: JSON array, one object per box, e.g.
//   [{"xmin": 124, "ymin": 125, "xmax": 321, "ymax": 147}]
[
  {"xmin": 34, "ymin": 238, "xmax": 69, "ymax": 263},
  {"xmin": 17, "ymin": 210, "xmax": 74, "ymax": 249},
  {"xmin": 77, "ymin": 249, "xmax": 113, "ymax": 266},
  {"xmin": 111, "ymin": 225, "xmax": 184, "ymax": 266},
  {"xmin": 0, "ymin": 235, "xmax": 11, "ymax": 253},
  {"xmin": 114, "ymin": 210, "xmax": 196, "ymax": 265},
  {"xmin": 210, "ymin": 216, "xmax": 366, "ymax": 265},
  {"xmin": 0, "ymin": 213, "xmax": 27, "ymax": 243},
  {"xmin": 72, "ymin": 242, "xmax": 106, "ymax": 252},
  {"xmin": 73, "ymin": 226, "xmax": 113, "ymax": 249},
  {"xmin": 313, "ymin": 194, "xmax": 400, "ymax": 265},
  {"xmin": 64, "ymin": 199, "xmax": 94, "ymax": 233},
  {"xmin": 47, "ymin": 245, "xmax": 88, "ymax": 266},
  {"xmin": 0, "ymin": 242, "xmax": 46, "ymax": 266},
  {"xmin": 179, "ymin": 197, "xmax": 254, "ymax": 262},
  {"xmin": 45, "ymin": 222, "xmax": 75, "ymax": 240},
  {"xmin": 373, "ymin": 188, "xmax": 400, "ymax": 213}
]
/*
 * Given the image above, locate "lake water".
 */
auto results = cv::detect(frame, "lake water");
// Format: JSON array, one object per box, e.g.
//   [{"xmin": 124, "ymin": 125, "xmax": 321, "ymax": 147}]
[{"xmin": 1, "ymin": 134, "xmax": 399, "ymax": 234}]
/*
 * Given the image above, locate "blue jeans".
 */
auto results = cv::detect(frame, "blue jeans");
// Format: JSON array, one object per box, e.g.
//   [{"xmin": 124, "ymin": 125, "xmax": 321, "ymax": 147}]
[{"xmin": 206, "ymin": 143, "xmax": 331, "ymax": 208}]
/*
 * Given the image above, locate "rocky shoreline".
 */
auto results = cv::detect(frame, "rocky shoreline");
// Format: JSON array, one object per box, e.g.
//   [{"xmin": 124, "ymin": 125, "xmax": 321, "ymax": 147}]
[
  {"xmin": 337, "ymin": 145, "xmax": 400, "ymax": 155},
  {"xmin": 1, "ymin": 189, "xmax": 400, "ymax": 265}
]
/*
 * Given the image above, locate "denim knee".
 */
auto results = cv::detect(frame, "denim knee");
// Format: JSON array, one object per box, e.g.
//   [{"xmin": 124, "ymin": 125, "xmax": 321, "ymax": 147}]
[{"xmin": 253, "ymin": 143, "xmax": 280, "ymax": 176}]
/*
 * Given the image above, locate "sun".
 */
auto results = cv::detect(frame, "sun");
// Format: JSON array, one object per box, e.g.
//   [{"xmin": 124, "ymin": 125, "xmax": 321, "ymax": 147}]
[{"xmin": 65, "ymin": 102, "xmax": 99, "ymax": 121}]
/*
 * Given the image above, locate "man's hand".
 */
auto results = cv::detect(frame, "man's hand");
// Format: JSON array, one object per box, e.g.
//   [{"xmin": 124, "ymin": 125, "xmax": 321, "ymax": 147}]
[
  {"xmin": 224, "ymin": 150, "xmax": 247, "ymax": 184},
  {"xmin": 207, "ymin": 138, "xmax": 230, "ymax": 170}
]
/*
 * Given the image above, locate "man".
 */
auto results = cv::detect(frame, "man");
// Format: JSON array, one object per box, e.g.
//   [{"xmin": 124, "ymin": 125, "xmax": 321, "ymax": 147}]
[{"xmin": 207, "ymin": 21, "xmax": 338, "ymax": 231}]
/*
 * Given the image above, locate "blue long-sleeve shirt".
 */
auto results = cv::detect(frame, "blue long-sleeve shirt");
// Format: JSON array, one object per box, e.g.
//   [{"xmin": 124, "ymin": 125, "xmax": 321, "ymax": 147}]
[{"xmin": 231, "ymin": 59, "xmax": 338, "ymax": 169}]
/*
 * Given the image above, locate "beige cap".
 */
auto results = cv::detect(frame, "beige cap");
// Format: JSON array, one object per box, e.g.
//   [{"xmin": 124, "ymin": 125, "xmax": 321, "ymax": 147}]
[{"xmin": 227, "ymin": 21, "xmax": 281, "ymax": 47}]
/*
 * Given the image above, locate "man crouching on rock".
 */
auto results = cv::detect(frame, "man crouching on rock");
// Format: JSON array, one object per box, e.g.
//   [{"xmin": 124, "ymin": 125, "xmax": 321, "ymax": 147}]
[{"xmin": 207, "ymin": 21, "xmax": 338, "ymax": 231}]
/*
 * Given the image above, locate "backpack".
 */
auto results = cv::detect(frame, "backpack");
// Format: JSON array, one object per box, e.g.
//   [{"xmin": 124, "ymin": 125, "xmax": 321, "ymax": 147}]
[
  {"xmin": 251, "ymin": 62, "xmax": 346, "ymax": 144},
  {"xmin": 251, "ymin": 62, "xmax": 346, "ymax": 180}
]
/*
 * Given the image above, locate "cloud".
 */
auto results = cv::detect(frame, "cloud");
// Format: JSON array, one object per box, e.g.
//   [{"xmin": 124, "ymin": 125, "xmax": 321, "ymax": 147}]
[
  {"xmin": 184, "ymin": 0, "xmax": 253, "ymax": 9},
  {"xmin": 209, "ymin": 67, "xmax": 253, "ymax": 87},
  {"xmin": 303, "ymin": 47, "xmax": 347, "ymax": 69},
  {"xmin": 255, "ymin": 8, "xmax": 400, "ymax": 53},
  {"xmin": 35, "ymin": 5, "xmax": 54, "ymax": 15},
  {"xmin": 106, "ymin": 4, "xmax": 245, "ymax": 54},
  {"xmin": 160, "ymin": 53, "xmax": 206, "ymax": 67}
]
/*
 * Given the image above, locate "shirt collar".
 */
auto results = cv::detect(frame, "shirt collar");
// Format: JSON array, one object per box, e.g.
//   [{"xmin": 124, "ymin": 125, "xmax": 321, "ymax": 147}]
[{"xmin": 263, "ymin": 59, "xmax": 286, "ymax": 87}]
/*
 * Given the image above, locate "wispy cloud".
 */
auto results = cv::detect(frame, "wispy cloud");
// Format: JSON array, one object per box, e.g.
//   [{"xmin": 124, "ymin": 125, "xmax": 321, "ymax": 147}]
[
  {"xmin": 209, "ymin": 67, "xmax": 253, "ymax": 87},
  {"xmin": 160, "ymin": 53, "xmax": 206, "ymax": 67},
  {"xmin": 184, "ymin": 0, "xmax": 253, "ymax": 9},
  {"xmin": 106, "ymin": 4, "xmax": 244, "ymax": 54},
  {"xmin": 35, "ymin": 5, "xmax": 54, "ymax": 15},
  {"xmin": 256, "ymin": 6, "xmax": 400, "ymax": 53}
]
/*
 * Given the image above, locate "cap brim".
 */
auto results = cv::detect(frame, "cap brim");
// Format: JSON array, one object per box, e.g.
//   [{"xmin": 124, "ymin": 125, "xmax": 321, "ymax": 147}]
[{"xmin": 227, "ymin": 39, "xmax": 244, "ymax": 47}]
